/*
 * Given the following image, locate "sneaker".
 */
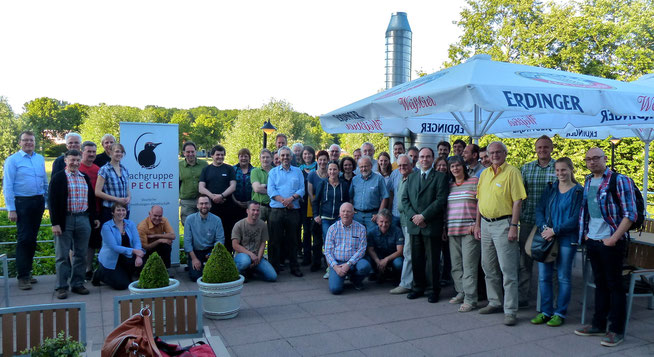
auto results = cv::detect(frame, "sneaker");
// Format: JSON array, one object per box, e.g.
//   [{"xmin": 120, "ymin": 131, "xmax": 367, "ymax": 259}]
[
  {"xmin": 547, "ymin": 315, "xmax": 564, "ymax": 327},
  {"xmin": 449, "ymin": 293, "xmax": 464, "ymax": 304},
  {"xmin": 29, "ymin": 276, "xmax": 38, "ymax": 284},
  {"xmin": 600, "ymin": 332, "xmax": 624, "ymax": 347},
  {"xmin": 574, "ymin": 325, "xmax": 605, "ymax": 336},
  {"xmin": 71, "ymin": 286, "xmax": 90, "ymax": 295},
  {"xmin": 504, "ymin": 314, "xmax": 517, "ymax": 326},
  {"xmin": 56, "ymin": 288, "xmax": 68, "ymax": 299},
  {"xmin": 18, "ymin": 278, "xmax": 32, "ymax": 290},
  {"xmin": 530, "ymin": 313, "xmax": 550, "ymax": 325},
  {"xmin": 478, "ymin": 305, "xmax": 503, "ymax": 314},
  {"xmin": 389, "ymin": 286, "xmax": 411, "ymax": 294},
  {"xmin": 323, "ymin": 268, "xmax": 330, "ymax": 279}
]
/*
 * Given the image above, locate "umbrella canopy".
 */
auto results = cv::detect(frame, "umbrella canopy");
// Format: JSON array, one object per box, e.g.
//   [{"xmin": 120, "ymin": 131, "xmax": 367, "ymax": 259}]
[{"xmin": 321, "ymin": 55, "xmax": 654, "ymax": 137}]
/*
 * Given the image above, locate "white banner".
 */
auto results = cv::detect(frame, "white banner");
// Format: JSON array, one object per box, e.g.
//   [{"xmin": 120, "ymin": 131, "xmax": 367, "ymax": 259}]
[{"xmin": 120, "ymin": 122, "xmax": 180, "ymax": 265}]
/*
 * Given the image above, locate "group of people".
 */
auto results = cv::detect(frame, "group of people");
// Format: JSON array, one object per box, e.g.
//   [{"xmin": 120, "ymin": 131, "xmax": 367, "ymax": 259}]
[{"xmin": 3, "ymin": 130, "xmax": 638, "ymax": 347}]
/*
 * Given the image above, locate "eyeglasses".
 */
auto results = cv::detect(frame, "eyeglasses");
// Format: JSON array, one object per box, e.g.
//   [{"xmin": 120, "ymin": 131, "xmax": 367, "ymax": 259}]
[{"xmin": 584, "ymin": 156, "xmax": 605, "ymax": 163}]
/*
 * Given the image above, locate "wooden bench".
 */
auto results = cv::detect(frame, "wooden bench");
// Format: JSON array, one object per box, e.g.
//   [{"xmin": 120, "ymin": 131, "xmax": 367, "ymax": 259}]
[
  {"xmin": 0, "ymin": 302, "xmax": 86, "ymax": 356},
  {"xmin": 114, "ymin": 291, "xmax": 204, "ymax": 340},
  {"xmin": 112, "ymin": 291, "xmax": 229, "ymax": 356}
]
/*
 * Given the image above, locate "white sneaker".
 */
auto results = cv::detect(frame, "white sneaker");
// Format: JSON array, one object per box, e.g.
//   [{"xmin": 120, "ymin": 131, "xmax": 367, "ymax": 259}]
[{"xmin": 323, "ymin": 267, "xmax": 330, "ymax": 279}]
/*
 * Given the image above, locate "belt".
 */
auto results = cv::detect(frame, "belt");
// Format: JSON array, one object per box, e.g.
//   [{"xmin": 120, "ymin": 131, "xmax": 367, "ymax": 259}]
[
  {"xmin": 356, "ymin": 209, "xmax": 377, "ymax": 214},
  {"xmin": 481, "ymin": 215, "xmax": 511, "ymax": 222},
  {"xmin": 15, "ymin": 195, "xmax": 44, "ymax": 200},
  {"xmin": 67, "ymin": 211, "xmax": 88, "ymax": 216}
]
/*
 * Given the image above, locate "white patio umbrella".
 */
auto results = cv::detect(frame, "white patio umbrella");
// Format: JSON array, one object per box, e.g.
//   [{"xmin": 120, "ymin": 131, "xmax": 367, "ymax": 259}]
[{"xmin": 321, "ymin": 55, "xmax": 654, "ymax": 138}]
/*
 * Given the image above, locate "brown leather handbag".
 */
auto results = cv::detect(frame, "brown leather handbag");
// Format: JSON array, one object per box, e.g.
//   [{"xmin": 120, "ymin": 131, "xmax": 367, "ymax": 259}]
[{"xmin": 102, "ymin": 306, "xmax": 163, "ymax": 357}]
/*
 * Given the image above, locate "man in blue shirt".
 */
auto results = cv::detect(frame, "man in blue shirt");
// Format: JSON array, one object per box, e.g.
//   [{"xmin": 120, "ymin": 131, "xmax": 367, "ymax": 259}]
[
  {"xmin": 268, "ymin": 146, "xmax": 305, "ymax": 277},
  {"xmin": 184, "ymin": 195, "xmax": 225, "ymax": 282},
  {"xmin": 349, "ymin": 156, "xmax": 389, "ymax": 235},
  {"xmin": 3, "ymin": 131, "xmax": 48, "ymax": 290}
]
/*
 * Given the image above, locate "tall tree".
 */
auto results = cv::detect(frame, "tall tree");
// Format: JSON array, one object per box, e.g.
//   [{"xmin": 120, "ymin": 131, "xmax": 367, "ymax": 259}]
[
  {"xmin": 447, "ymin": 0, "xmax": 654, "ymax": 80},
  {"xmin": 223, "ymin": 99, "xmax": 333, "ymax": 166},
  {"xmin": 79, "ymin": 104, "xmax": 143, "ymax": 152},
  {"xmin": 0, "ymin": 97, "xmax": 21, "ymax": 178}
]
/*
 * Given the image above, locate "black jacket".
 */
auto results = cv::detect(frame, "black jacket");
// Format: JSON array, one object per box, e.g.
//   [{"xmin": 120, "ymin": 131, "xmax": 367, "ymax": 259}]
[{"xmin": 48, "ymin": 170, "xmax": 97, "ymax": 232}]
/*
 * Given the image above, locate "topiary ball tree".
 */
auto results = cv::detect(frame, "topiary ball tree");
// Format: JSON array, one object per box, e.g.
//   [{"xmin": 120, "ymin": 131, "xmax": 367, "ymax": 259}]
[
  {"xmin": 138, "ymin": 252, "xmax": 170, "ymax": 289},
  {"xmin": 202, "ymin": 243, "xmax": 240, "ymax": 284}
]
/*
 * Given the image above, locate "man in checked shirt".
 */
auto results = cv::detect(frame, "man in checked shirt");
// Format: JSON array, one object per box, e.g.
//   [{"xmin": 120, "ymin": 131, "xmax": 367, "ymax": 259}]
[{"xmin": 324, "ymin": 202, "xmax": 372, "ymax": 294}]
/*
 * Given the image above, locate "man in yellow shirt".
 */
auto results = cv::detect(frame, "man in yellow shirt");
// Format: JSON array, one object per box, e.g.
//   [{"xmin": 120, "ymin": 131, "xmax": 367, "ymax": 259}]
[
  {"xmin": 137, "ymin": 205, "xmax": 176, "ymax": 270},
  {"xmin": 474, "ymin": 141, "xmax": 527, "ymax": 326}
]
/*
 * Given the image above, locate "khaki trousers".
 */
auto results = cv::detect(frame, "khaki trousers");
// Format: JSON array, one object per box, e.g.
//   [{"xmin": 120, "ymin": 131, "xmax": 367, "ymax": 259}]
[
  {"xmin": 449, "ymin": 234, "xmax": 480, "ymax": 305},
  {"xmin": 481, "ymin": 219, "xmax": 520, "ymax": 314}
]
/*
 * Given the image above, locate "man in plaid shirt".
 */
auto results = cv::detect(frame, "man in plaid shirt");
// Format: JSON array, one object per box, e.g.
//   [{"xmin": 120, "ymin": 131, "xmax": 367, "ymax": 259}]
[
  {"xmin": 324, "ymin": 202, "xmax": 371, "ymax": 294},
  {"xmin": 49, "ymin": 150, "xmax": 100, "ymax": 299},
  {"xmin": 574, "ymin": 147, "xmax": 637, "ymax": 347},
  {"xmin": 518, "ymin": 135, "xmax": 557, "ymax": 307}
]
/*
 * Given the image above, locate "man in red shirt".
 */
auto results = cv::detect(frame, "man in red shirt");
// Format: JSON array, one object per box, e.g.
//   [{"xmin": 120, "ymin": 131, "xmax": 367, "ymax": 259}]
[{"xmin": 78, "ymin": 141, "xmax": 101, "ymax": 281}]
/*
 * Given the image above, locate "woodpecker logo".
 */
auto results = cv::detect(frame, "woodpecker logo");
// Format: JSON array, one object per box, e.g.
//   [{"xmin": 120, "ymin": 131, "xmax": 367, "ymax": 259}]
[{"xmin": 134, "ymin": 132, "xmax": 162, "ymax": 169}]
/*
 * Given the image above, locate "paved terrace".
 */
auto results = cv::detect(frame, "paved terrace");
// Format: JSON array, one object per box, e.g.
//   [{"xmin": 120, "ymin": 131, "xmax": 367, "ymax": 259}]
[{"xmin": 7, "ymin": 248, "xmax": 654, "ymax": 357}]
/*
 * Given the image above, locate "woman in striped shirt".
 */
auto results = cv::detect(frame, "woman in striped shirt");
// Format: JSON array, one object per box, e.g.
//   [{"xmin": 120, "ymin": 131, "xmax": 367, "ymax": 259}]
[{"xmin": 446, "ymin": 155, "xmax": 480, "ymax": 312}]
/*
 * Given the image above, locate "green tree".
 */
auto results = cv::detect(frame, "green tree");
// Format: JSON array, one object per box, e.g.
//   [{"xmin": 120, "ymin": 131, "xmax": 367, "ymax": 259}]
[
  {"xmin": 79, "ymin": 104, "xmax": 143, "ymax": 152},
  {"xmin": 0, "ymin": 97, "xmax": 22, "ymax": 179},
  {"xmin": 223, "ymin": 100, "xmax": 332, "ymax": 166},
  {"xmin": 337, "ymin": 133, "xmax": 388, "ymax": 158},
  {"xmin": 447, "ymin": 0, "xmax": 654, "ymax": 80},
  {"xmin": 170, "ymin": 110, "xmax": 193, "ymax": 149}
]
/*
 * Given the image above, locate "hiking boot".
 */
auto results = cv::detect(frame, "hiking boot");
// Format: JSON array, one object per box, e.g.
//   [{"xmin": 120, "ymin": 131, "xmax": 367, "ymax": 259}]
[
  {"xmin": 71, "ymin": 286, "xmax": 90, "ymax": 295},
  {"xmin": 530, "ymin": 313, "xmax": 550, "ymax": 325},
  {"xmin": 574, "ymin": 325, "xmax": 605, "ymax": 336},
  {"xmin": 600, "ymin": 332, "xmax": 624, "ymax": 347},
  {"xmin": 56, "ymin": 288, "xmax": 68, "ymax": 299},
  {"xmin": 18, "ymin": 278, "xmax": 32, "ymax": 290},
  {"xmin": 546, "ymin": 315, "xmax": 564, "ymax": 327},
  {"xmin": 504, "ymin": 314, "xmax": 517, "ymax": 326}
]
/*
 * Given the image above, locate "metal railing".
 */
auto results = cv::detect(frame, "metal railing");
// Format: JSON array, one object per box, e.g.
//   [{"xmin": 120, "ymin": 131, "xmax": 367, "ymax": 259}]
[{"xmin": 0, "ymin": 208, "xmax": 56, "ymax": 268}]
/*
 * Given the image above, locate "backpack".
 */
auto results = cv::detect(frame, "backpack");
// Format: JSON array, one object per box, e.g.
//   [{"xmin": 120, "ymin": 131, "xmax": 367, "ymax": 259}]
[{"xmin": 607, "ymin": 172, "xmax": 646, "ymax": 231}]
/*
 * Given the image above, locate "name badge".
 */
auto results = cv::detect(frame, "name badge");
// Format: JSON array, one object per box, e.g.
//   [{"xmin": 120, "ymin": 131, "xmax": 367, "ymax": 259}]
[
  {"xmin": 222, "ymin": 173, "xmax": 227, "ymax": 176},
  {"xmin": 496, "ymin": 183, "xmax": 502, "ymax": 188}
]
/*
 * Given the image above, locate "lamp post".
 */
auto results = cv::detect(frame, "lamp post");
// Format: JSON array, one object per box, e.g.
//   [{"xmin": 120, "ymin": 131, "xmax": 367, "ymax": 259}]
[
  {"xmin": 261, "ymin": 120, "xmax": 277, "ymax": 149},
  {"xmin": 610, "ymin": 137, "xmax": 621, "ymax": 171}
]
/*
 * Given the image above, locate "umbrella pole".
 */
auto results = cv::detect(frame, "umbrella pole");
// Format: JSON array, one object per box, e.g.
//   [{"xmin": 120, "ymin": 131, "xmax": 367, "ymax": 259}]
[{"xmin": 643, "ymin": 139, "xmax": 651, "ymax": 217}]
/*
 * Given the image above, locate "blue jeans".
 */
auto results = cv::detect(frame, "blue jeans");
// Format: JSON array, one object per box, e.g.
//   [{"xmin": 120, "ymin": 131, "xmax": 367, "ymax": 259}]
[
  {"xmin": 538, "ymin": 235, "xmax": 577, "ymax": 318},
  {"xmin": 365, "ymin": 255, "xmax": 403, "ymax": 274},
  {"xmin": 354, "ymin": 212, "xmax": 377, "ymax": 236},
  {"xmin": 234, "ymin": 253, "xmax": 277, "ymax": 282},
  {"xmin": 321, "ymin": 218, "xmax": 338, "ymax": 241},
  {"xmin": 329, "ymin": 259, "xmax": 372, "ymax": 294}
]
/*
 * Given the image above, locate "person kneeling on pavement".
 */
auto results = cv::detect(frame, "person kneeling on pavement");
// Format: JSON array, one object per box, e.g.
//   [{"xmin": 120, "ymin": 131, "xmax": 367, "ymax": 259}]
[
  {"xmin": 324, "ymin": 202, "xmax": 371, "ymax": 294},
  {"xmin": 232, "ymin": 201, "xmax": 277, "ymax": 282},
  {"xmin": 365, "ymin": 209, "xmax": 403, "ymax": 283}
]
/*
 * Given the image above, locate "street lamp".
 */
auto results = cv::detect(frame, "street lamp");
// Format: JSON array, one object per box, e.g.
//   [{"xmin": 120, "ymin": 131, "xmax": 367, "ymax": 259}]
[
  {"xmin": 610, "ymin": 137, "xmax": 622, "ymax": 171},
  {"xmin": 261, "ymin": 119, "xmax": 277, "ymax": 149}
]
